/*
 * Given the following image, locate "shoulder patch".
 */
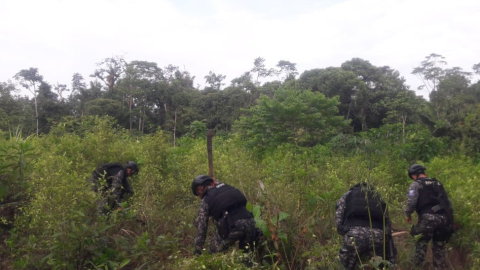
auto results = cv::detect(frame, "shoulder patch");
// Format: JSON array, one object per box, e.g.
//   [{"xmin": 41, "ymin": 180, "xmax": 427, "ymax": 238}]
[{"xmin": 408, "ymin": 189, "xmax": 415, "ymax": 197}]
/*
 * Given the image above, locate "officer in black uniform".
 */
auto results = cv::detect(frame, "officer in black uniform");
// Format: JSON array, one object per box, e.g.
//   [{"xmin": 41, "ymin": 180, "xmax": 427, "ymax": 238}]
[
  {"xmin": 91, "ymin": 161, "xmax": 139, "ymax": 214},
  {"xmin": 405, "ymin": 164, "xmax": 454, "ymax": 270},
  {"xmin": 335, "ymin": 183, "xmax": 396, "ymax": 269},
  {"xmin": 191, "ymin": 175, "xmax": 258, "ymax": 255}
]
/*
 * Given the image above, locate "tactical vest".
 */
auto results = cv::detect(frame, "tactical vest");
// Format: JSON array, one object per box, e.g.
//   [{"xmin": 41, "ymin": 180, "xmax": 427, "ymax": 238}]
[
  {"xmin": 415, "ymin": 177, "xmax": 446, "ymax": 215},
  {"xmin": 203, "ymin": 183, "xmax": 249, "ymax": 221},
  {"xmin": 344, "ymin": 185, "xmax": 386, "ymax": 228},
  {"xmin": 92, "ymin": 163, "xmax": 129, "ymax": 197}
]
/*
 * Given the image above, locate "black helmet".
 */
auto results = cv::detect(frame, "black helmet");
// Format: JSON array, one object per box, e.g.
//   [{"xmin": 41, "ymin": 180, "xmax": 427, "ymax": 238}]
[
  {"xmin": 191, "ymin": 175, "xmax": 213, "ymax": 196},
  {"xmin": 125, "ymin": 161, "xmax": 139, "ymax": 175},
  {"xmin": 408, "ymin": 164, "xmax": 426, "ymax": 179}
]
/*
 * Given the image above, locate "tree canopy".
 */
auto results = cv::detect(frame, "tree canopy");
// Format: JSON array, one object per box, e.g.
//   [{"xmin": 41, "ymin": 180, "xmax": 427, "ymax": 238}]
[{"xmin": 1, "ymin": 53, "xmax": 480, "ymax": 157}]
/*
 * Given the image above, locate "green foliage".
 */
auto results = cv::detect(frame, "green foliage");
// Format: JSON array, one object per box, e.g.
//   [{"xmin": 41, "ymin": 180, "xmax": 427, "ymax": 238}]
[
  {"xmin": 357, "ymin": 123, "xmax": 447, "ymax": 164},
  {"xmin": 173, "ymin": 251, "xmax": 256, "ymax": 270},
  {"xmin": 186, "ymin": 120, "xmax": 208, "ymax": 138},
  {"xmin": 0, "ymin": 133, "xmax": 35, "ymax": 200},
  {"xmin": 0, "ymin": 115, "xmax": 478, "ymax": 269},
  {"xmin": 85, "ymin": 98, "xmax": 124, "ymax": 119},
  {"xmin": 235, "ymin": 88, "xmax": 349, "ymax": 152}
]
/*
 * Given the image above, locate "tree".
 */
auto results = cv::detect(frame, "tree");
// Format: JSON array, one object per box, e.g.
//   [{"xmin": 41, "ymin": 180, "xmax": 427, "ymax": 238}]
[
  {"xmin": 90, "ymin": 55, "xmax": 126, "ymax": 95},
  {"xmin": 412, "ymin": 53, "xmax": 447, "ymax": 94},
  {"xmin": 431, "ymin": 72, "xmax": 471, "ymax": 134},
  {"xmin": 148, "ymin": 64, "xmax": 197, "ymax": 137},
  {"xmin": 276, "ymin": 60, "xmax": 298, "ymax": 81},
  {"xmin": 53, "ymin": 83, "xmax": 67, "ymax": 101},
  {"xmin": 472, "ymin": 63, "xmax": 480, "ymax": 76},
  {"xmin": 298, "ymin": 63, "xmax": 407, "ymax": 132},
  {"xmin": 0, "ymin": 82, "xmax": 31, "ymax": 133},
  {"xmin": 70, "ymin": 73, "xmax": 88, "ymax": 116},
  {"xmin": 118, "ymin": 61, "xmax": 162, "ymax": 133},
  {"xmin": 340, "ymin": 59, "xmax": 411, "ymax": 131},
  {"xmin": 297, "ymin": 67, "xmax": 365, "ymax": 121},
  {"xmin": 412, "ymin": 54, "xmax": 476, "ymax": 141},
  {"xmin": 37, "ymin": 82, "xmax": 70, "ymax": 134},
  {"xmin": 186, "ymin": 120, "xmax": 208, "ymax": 138},
  {"xmin": 192, "ymin": 87, "xmax": 250, "ymax": 132},
  {"xmin": 382, "ymin": 90, "xmax": 425, "ymax": 142},
  {"xmin": 234, "ymin": 88, "xmax": 350, "ymax": 151},
  {"xmin": 251, "ymin": 57, "xmax": 275, "ymax": 85},
  {"xmin": 231, "ymin": 72, "xmax": 255, "ymax": 91},
  {"xmin": 14, "ymin": 68, "xmax": 44, "ymax": 136},
  {"xmin": 84, "ymin": 98, "xmax": 123, "ymax": 119},
  {"xmin": 298, "ymin": 59, "xmax": 412, "ymax": 133},
  {"xmin": 204, "ymin": 71, "xmax": 226, "ymax": 91}
]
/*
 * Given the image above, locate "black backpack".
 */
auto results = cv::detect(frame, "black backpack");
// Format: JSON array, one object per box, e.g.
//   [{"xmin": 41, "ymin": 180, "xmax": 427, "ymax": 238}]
[
  {"xmin": 418, "ymin": 178, "xmax": 455, "ymax": 230},
  {"xmin": 90, "ymin": 163, "xmax": 125, "ymax": 192},
  {"xmin": 344, "ymin": 183, "xmax": 387, "ymax": 223}
]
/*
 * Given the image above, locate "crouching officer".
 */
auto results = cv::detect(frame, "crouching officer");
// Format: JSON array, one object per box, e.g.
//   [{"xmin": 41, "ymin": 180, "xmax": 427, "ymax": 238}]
[
  {"xmin": 336, "ymin": 183, "xmax": 396, "ymax": 270},
  {"xmin": 90, "ymin": 161, "xmax": 139, "ymax": 214},
  {"xmin": 191, "ymin": 175, "xmax": 258, "ymax": 255},
  {"xmin": 405, "ymin": 164, "xmax": 454, "ymax": 270}
]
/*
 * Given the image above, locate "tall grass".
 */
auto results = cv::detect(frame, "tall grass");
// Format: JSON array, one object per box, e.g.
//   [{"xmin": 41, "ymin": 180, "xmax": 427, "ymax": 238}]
[{"xmin": 1, "ymin": 119, "xmax": 477, "ymax": 269}]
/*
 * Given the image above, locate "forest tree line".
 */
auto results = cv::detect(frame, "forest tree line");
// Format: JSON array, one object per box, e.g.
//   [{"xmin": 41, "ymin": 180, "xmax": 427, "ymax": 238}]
[
  {"xmin": 1, "ymin": 54, "xmax": 480, "ymax": 155},
  {"xmin": 2, "ymin": 54, "xmax": 480, "ymax": 269}
]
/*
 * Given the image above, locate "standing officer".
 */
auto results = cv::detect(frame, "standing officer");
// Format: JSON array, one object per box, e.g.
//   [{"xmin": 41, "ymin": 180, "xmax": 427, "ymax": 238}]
[
  {"xmin": 191, "ymin": 175, "xmax": 258, "ymax": 255},
  {"xmin": 336, "ymin": 182, "xmax": 396, "ymax": 270},
  {"xmin": 405, "ymin": 164, "xmax": 454, "ymax": 270}
]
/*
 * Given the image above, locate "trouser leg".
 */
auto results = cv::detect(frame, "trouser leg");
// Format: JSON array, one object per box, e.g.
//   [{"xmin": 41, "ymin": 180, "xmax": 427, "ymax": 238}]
[
  {"xmin": 209, "ymin": 230, "xmax": 227, "ymax": 253},
  {"xmin": 339, "ymin": 238, "xmax": 358, "ymax": 270},
  {"xmin": 432, "ymin": 240, "xmax": 446, "ymax": 270},
  {"xmin": 413, "ymin": 240, "xmax": 428, "ymax": 267}
]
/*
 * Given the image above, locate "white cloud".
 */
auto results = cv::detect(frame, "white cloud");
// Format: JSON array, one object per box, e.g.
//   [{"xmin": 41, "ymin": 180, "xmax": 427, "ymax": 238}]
[{"xmin": 1, "ymin": 0, "xmax": 479, "ymax": 96}]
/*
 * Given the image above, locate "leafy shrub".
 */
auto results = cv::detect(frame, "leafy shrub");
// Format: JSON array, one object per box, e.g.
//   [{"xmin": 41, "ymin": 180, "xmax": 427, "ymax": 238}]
[{"xmin": 2, "ymin": 117, "xmax": 478, "ymax": 269}]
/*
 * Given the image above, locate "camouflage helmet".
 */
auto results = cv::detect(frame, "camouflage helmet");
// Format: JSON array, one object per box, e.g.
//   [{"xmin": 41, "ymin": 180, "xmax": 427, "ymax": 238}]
[
  {"xmin": 408, "ymin": 164, "xmax": 426, "ymax": 179},
  {"xmin": 191, "ymin": 175, "xmax": 214, "ymax": 196}
]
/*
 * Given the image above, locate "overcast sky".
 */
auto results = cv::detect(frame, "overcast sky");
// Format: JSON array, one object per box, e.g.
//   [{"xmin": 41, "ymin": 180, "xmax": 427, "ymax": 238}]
[{"xmin": 1, "ymin": 0, "xmax": 479, "ymax": 98}]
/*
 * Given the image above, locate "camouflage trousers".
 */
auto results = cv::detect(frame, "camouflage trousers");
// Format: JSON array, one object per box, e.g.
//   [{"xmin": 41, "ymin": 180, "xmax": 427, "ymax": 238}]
[
  {"xmin": 412, "ymin": 213, "xmax": 448, "ymax": 270},
  {"xmin": 95, "ymin": 192, "xmax": 118, "ymax": 215},
  {"xmin": 339, "ymin": 226, "xmax": 390, "ymax": 270},
  {"xmin": 209, "ymin": 218, "xmax": 259, "ymax": 253}
]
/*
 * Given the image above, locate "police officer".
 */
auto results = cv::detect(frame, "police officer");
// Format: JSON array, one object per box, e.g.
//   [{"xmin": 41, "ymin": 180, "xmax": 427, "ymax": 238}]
[
  {"xmin": 91, "ymin": 161, "xmax": 139, "ymax": 214},
  {"xmin": 336, "ymin": 183, "xmax": 395, "ymax": 270},
  {"xmin": 405, "ymin": 164, "xmax": 454, "ymax": 270},
  {"xmin": 191, "ymin": 175, "xmax": 258, "ymax": 255}
]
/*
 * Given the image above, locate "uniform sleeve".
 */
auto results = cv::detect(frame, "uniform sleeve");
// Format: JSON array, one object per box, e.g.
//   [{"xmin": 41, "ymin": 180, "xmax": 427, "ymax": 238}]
[
  {"xmin": 194, "ymin": 199, "xmax": 210, "ymax": 254},
  {"xmin": 335, "ymin": 191, "xmax": 349, "ymax": 235},
  {"xmin": 122, "ymin": 177, "xmax": 134, "ymax": 197},
  {"xmin": 404, "ymin": 181, "xmax": 420, "ymax": 217},
  {"xmin": 111, "ymin": 170, "xmax": 124, "ymax": 207}
]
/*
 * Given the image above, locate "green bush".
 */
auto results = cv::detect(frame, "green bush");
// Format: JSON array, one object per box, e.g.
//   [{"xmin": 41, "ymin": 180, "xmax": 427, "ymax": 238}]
[{"xmin": 2, "ymin": 118, "xmax": 477, "ymax": 269}]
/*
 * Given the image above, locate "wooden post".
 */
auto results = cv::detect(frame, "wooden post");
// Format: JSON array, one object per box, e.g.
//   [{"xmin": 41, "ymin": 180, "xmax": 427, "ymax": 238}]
[{"xmin": 207, "ymin": 129, "xmax": 214, "ymax": 177}]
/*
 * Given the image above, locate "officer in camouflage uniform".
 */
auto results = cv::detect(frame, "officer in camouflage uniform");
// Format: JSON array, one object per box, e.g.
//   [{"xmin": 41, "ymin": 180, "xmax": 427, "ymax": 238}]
[
  {"xmin": 192, "ymin": 175, "xmax": 258, "ymax": 255},
  {"xmin": 405, "ymin": 164, "xmax": 454, "ymax": 270},
  {"xmin": 336, "ymin": 183, "xmax": 395, "ymax": 270},
  {"xmin": 91, "ymin": 161, "xmax": 139, "ymax": 214}
]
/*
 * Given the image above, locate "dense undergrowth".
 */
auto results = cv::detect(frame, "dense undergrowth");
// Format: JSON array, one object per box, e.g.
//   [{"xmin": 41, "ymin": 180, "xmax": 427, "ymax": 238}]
[{"xmin": 0, "ymin": 117, "xmax": 479, "ymax": 269}]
